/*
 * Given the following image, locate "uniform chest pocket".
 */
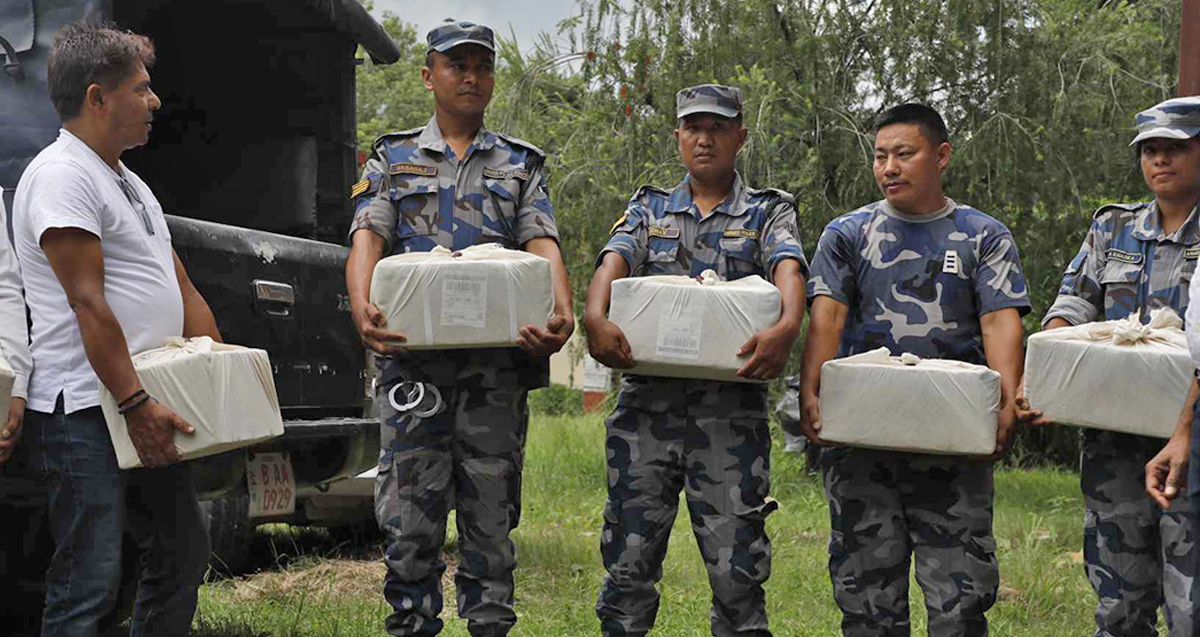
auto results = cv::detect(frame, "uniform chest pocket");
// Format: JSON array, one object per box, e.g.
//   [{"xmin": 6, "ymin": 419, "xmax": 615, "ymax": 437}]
[
  {"xmin": 480, "ymin": 178, "xmax": 521, "ymax": 245},
  {"xmin": 718, "ymin": 237, "xmax": 761, "ymax": 280},
  {"xmin": 1099, "ymin": 259, "xmax": 1143, "ymax": 319},
  {"xmin": 641, "ymin": 237, "xmax": 680, "ymax": 275},
  {"xmin": 390, "ymin": 176, "xmax": 440, "ymax": 238}
]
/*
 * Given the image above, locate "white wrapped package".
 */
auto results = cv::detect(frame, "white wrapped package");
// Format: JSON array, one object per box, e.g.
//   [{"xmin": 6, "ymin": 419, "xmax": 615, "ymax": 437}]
[
  {"xmin": 1025, "ymin": 308, "xmax": 1191, "ymax": 439},
  {"xmin": 101, "ymin": 337, "xmax": 284, "ymax": 469},
  {"xmin": 819, "ymin": 348, "xmax": 1000, "ymax": 455},
  {"xmin": 370, "ymin": 244, "xmax": 553, "ymax": 349},
  {"xmin": 610, "ymin": 270, "xmax": 781, "ymax": 383},
  {"xmin": 1188, "ymin": 274, "xmax": 1200, "ymax": 371}
]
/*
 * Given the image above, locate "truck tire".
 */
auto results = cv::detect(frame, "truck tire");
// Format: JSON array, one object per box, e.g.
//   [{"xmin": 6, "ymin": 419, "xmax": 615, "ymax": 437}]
[{"xmin": 200, "ymin": 490, "xmax": 254, "ymax": 576}]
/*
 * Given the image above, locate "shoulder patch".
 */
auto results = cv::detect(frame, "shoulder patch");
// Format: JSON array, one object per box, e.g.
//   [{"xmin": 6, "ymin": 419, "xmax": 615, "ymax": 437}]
[
  {"xmin": 1093, "ymin": 202, "xmax": 1146, "ymax": 219},
  {"xmin": 631, "ymin": 184, "xmax": 670, "ymax": 203},
  {"xmin": 483, "ymin": 166, "xmax": 531, "ymax": 181},
  {"xmin": 1105, "ymin": 248, "xmax": 1143, "ymax": 265},
  {"xmin": 610, "ymin": 213, "xmax": 628, "ymax": 235},
  {"xmin": 390, "ymin": 163, "xmax": 437, "ymax": 177},
  {"xmin": 723, "ymin": 228, "xmax": 760, "ymax": 240},
  {"xmin": 350, "ymin": 179, "xmax": 370, "ymax": 199},
  {"xmin": 494, "ymin": 132, "xmax": 546, "ymax": 157}
]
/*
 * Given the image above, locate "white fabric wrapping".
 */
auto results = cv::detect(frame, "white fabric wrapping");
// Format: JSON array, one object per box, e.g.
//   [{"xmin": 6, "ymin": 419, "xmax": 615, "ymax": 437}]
[
  {"xmin": 819, "ymin": 347, "xmax": 1001, "ymax": 455},
  {"xmin": 1188, "ymin": 273, "xmax": 1200, "ymax": 371},
  {"xmin": 100, "ymin": 337, "xmax": 284, "ymax": 469},
  {"xmin": 369, "ymin": 243, "xmax": 554, "ymax": 349},
  {"xmin": 0, "ymin": 348, "xmax": 13, "ymax": 422},
  {"xmin": 1025, "ymin": 308, "xmax": 1191, "ymax": 439},
  {"xmin": 609, "ymin": 271, "xmax": 781, "ymax": 383}
]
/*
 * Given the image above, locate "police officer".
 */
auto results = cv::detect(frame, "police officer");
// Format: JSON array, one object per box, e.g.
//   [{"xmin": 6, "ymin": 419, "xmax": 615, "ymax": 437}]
[
  {"xmin": 585, "ymin": 84, "xmax": 808, "ymax": 637},
  {"xmin": 1026, "ymin": 96, "xmax": 1200, "ymax": 637},
  {"xmin": 797, "ymin": 103, "xmax": 1030, "ymax": 637},
  {"xmin": 344, "ymin": 21, "xmax": 573, "ymax": 637}
]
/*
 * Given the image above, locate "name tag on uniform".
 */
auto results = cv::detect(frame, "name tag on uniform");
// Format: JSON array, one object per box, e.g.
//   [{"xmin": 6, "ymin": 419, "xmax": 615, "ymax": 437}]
[
  {"xmin": 942, "ymin": 250, "xmax": 960, "ymax": 275},
  {"xmin": 648, "ymin": 226, "xmax": 680, "ymax": 239},
  {"xmin": 1106, "ymin": 249, "xmax": 1143, "ymax": 265},
  {"xmin": 723, "ymin": 228, "xmax": 760, "ymax": 240},
  {"xmin": 1186, "ymin": 246, "xmax": 1200, "ymax": 260},
  {"xmin": 483, "ymin": 167, "xmax": 531, "ymax": 181},
  {"xmin": 389, "ymin": 163, "xmax": 437, "ymax": 177}
]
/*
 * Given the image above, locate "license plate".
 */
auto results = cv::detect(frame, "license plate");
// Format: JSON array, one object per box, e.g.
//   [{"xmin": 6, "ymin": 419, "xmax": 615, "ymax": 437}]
[{"xmin": 246, "ymin": 451, "xmax": 295, "ymax": 518}]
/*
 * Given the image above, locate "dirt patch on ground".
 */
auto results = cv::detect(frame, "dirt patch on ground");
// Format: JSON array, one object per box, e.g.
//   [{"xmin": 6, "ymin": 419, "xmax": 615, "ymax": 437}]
[{"xmin": 232, "ymin": 553, "xmax": 460, "ymax": 601}]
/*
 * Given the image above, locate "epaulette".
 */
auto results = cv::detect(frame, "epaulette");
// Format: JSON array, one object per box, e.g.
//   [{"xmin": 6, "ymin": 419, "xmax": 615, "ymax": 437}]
[
  {"xmin": 1093, "ymin": 202, "xmax": 1146, "ymax": 219},
  {"xmin": 747, "ymin": 186, "xmax": 795, "ymax": 205},
  {"xmin": 372, "ymin": 127, "xmax": 424, "ymax": 148},
  {"xmin": 630, "ymin": 184, "xmax": 670, "ymax": 204},
  {"xmin": 494, "ymin": 132, "xmax": 546, "ymax": 158}
]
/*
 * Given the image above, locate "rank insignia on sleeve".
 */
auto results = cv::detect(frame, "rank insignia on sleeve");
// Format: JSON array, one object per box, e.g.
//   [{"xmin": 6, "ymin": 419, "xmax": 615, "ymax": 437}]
[
  {"xmin": 722, "ymin": 228, "xmax": 760, "ymax": 240},
  {"xmin": 389, "ymin": 163, "xmax": 437, "ymax": 177},
  {"xmin": 1186, "ymin": 246, "xmax": 1200, "ymax": 260},
  {"xmin": 1106, "ymin": 249, "xmax": 1143, "ymax": 265},
  {"xmin": 648, "ymin": 226, "xmax": 681, "ymax": 239},
  {"xmin": 610, "ymin": 213, "xmax": 628, "ymax": 235},
  {"xmin": 350, "ymin": 179, "xmax": 370, "ymax": 199}
]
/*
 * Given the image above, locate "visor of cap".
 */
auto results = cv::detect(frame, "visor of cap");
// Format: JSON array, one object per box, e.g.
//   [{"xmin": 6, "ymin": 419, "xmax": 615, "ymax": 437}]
[{"xmin": 1129, "ymin": 126, "xmax": 1200, "ymax": 146}]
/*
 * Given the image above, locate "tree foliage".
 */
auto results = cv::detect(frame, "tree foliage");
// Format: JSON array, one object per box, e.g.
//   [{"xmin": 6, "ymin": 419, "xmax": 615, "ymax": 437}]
[{"xmin": 356, "ymin": 0, "xmax": 1183, "ymax": 464}]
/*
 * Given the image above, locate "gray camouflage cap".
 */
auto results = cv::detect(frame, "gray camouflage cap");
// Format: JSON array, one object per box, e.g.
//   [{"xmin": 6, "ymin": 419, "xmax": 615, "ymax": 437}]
[
  {"xmin": 676, "ymin": 84, "xmax": 743, "ymax": 119},
  {"xmin": 426, "ymin": 19, "xmax": 495, "ymax": 54},
  {"xmin": 1130, "ymin": 96, "xmax": 1200, "ymax": 146}
]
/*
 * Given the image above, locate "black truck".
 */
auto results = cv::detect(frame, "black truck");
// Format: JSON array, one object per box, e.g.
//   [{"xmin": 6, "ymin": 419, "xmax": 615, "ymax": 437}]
[{"xmin": 0, "ymin": 0, "xmax": 394, "ymax": 624}]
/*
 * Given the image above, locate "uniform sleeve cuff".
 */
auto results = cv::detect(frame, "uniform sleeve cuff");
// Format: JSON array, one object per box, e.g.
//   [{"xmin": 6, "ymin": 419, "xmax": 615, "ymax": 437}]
[
  {"xmin": 348, "ymin": 224, "xmax": 395, "ymax": 254},
  {"xmin": 1042, "ymin": 295, "xmax": 1098, "ymax": 328},
  {"xmin": 767, "ymin": 254, "xmax": 810, "ymax": 284}
]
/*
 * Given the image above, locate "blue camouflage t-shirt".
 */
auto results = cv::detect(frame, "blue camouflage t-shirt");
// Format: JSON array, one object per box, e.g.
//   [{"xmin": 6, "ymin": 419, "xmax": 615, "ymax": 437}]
[{"xmin": 808, "ymin": 198, "xmax": 1031, "ymax": 364}]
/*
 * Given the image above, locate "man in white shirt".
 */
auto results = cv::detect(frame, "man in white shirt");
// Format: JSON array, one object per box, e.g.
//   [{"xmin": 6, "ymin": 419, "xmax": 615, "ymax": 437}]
[
  {"xmin": 0, "ymin": 192, "xmax": 31, "ymax": 465},
  {"xmin": 12, "ymin": 22, "xmax": 220, "ymax": 637}
]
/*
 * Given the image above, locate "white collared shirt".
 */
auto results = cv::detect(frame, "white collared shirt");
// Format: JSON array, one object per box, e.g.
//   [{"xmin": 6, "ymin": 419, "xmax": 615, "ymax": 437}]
[
  {"xmin": 0, "ymin": 193, "xmax": 31, "ymax": 399},
  {"xmin": 12, "ymin": 129, "xmax": 182, "ymax": 414}
]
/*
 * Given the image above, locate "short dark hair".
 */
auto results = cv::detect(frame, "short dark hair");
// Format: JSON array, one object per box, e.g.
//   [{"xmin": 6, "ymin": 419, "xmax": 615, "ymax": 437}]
[
  {"xmin": 48, "ymin": 21, "xmax": 156, "ymax": 122},
  {"xmin": 424, "ymin": 51, "xmax": 435, "ymax": 69},
  {"xmin": 873, "ymin": 103, "xmax": 949, "ymax": 146}
]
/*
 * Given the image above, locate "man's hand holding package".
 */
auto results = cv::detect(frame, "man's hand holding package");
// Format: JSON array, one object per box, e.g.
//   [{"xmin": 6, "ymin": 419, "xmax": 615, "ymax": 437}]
[
  {"xmin": 518, "ymin": 313, "xmax": 574, "ymax": 358},
  {"xmin": 0, "ymin": 397, "xmax": 26, "ymax": 465},
  {"xmin": 737, "ymin": 322, "xmax": 796, "ymax": 380},
  {"xmin": 125, "ymin": 398, "xmax": 194, "ymax": 468},
  {"xmin": 587, "ymin": 318, "xmax": 634, "ymax": 370},
  {"xmin": 352, "ymin": 300, "xmax": 407, "ymax": 357}
]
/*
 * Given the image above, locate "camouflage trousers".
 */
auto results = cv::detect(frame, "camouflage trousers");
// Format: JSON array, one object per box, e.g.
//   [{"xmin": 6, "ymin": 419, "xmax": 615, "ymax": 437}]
[
  {"xmin": 595, "ymin": 404, "xmax": 777, "ymax": 637},
  {"xmin": 1081, "ymin": 430, "xmax": 1195, "ymax": 637},
  {"xmin": 820, "ymin": 447, "xmax": 998, "ymax": 637},
  {"xmin": 374, "ymin": 362, "xmax": 530, "ymax": 637}
]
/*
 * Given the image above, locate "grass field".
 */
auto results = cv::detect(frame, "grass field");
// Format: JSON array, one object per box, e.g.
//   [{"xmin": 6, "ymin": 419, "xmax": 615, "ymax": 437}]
[{"xmin": 193, "ymin": 413, "xmax": 1122, "ymax": 636}]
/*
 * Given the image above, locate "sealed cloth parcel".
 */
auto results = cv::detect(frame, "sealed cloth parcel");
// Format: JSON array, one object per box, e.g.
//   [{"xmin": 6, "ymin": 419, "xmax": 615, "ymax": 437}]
[
  {"xmin": 609, "ymin": 270, "xmax": 781, "ymax": 383},
  {"xmin": 1024, "ymin": 308, "xmax": 1192, "ymax": 438},
  {"xmin": 370, "ymin": 243, "xmax": 553, "ymax": 349},
  {"xmin": 101, "ymin": 337, "xmax": 283, "ymax": 469},
  {"xmin": 819, "ymin": 348, "xmax": 1000, "ymax": 455}
]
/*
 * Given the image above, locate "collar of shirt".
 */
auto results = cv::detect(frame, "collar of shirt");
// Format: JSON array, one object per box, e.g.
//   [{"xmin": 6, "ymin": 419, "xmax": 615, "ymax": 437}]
[
  {"xmin": 665, "ymin": 172, "xmax": 747, "ymax": 218},
  {"xmin": 416, "ymin": 115, "xmax": 497, "ymax": 157},
  {"xmin": 879, "ymin": 197, "xmax": 957, "ymax": 224},
  {"xmin": 1131, "ymin": 200, "xmax": 1200, "ymax": 245},
  {"xmin": 60, "ymin": 128, "xmax": 128, "ymax": 181}
]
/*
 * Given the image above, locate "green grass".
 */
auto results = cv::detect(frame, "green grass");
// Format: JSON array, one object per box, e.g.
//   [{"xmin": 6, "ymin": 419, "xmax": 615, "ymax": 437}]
[{"xmin": 194, "ymin": 414, "xmax": 1110, "ymax": 636}]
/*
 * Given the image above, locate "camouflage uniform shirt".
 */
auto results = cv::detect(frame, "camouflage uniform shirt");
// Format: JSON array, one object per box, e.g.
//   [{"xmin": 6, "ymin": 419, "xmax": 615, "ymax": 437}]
[
  {"xmin": 808, "ymin": 198, "xmax": 1031, "ymax": 363},
  {"xmin": 1043, "ymin": 201, "xmax": 1200, "ymax": 326},
  {"xmin": 350, "ymin": 115, "xmax": 560, "ymax": 387},
  {"xmin": 599, "ymin": 173, "xmax": 808, "ymax": 412}
]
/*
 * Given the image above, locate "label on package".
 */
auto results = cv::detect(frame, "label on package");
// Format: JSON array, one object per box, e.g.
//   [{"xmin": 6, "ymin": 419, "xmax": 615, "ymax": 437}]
[
  {"xmin": 440, "ymin": 275, "xmax": 487, "ymax": 328},
  {"xmin": 656, "ymin": 314, "xmax": 703, "ymax": 361}
]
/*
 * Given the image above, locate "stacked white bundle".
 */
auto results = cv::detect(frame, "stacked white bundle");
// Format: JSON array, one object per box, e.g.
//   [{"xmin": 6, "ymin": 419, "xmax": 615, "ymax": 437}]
[
  {"xmin": 819, "ymin": 348, "xmax": 1000, "ymax": 455},
  {"xmin": 370, "ymin": 244, "xmax": 553, "ymax": 349},
  {"xmin": 101, "ymin": 337, "xmax": 284, "ymax": 469},
  {"xmin": 1025, "ymin": 308, "xmax": 1192, "ymax": 439},
  {"xmin": 609, "ymin": 270, "xmax": 781, "ymax": 383}
]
